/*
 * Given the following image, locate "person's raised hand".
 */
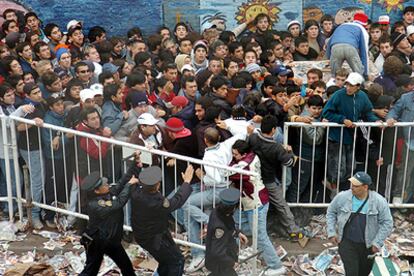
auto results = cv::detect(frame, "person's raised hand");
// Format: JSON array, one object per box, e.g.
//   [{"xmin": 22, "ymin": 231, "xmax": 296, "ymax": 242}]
[{"xmin": 182, "ymin": 164, "xmax": 194, "ymax": 183}]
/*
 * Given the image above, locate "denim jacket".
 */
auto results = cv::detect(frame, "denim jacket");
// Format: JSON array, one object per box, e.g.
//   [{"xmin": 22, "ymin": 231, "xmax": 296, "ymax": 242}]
[
  {"xmin": 386, "ymin": 92, "xmax": 414, "ymax": 150},
  {"xmin": 326, "ymin": 190, "xmax": 393, "ymax": 248}
]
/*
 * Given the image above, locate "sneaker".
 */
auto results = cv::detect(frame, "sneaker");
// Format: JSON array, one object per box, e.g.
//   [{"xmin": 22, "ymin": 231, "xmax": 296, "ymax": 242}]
[
  {"xmin": 45, "ymin": 220, "xmax": 57, "ymax": 229},
  {"xmin": 264, "ymin": 267, "xmax": 287, "ymax": 276},
  {"xmin": 67, "ymin": 215, "xmax": 76, "ymax": 228},
  {"xmin": 185, "ymin": 255, "xmax": 205, "ymax": 273},
  {"xmin": 32, "ymin": 219, "xmax": 44, "ymax": 230}
]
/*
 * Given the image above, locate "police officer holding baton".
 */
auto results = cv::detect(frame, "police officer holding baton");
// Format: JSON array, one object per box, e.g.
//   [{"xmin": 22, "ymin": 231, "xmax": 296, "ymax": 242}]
[{"xmin": 79, "ymin": 171, "xmax": 138, "ymax": 276}]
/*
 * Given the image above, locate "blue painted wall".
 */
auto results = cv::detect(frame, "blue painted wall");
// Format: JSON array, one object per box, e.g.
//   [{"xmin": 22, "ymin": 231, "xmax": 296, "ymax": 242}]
[
  {"xmin": 5, "ymin": 0, "xmax": 414, "ymax": 37},
  {"xmin": 8, "ymin": 0, "xmax": 163, "ymax": 36}
]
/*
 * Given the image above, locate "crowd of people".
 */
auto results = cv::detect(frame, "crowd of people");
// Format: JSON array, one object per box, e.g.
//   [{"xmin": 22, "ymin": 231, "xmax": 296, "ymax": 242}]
[{"xmin": 0, "ymin": 5, "xmax": 413, "ymax": 275}]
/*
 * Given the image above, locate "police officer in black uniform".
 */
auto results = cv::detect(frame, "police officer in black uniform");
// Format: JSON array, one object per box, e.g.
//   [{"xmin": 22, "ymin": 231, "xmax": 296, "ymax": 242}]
[
  {"xmin": 131, "ymin": 164, "xmax": 194, "ymax": 276},
  {"xmin": 205, "ymin": 188, "xmax": 249, "ymax": 276},
  {"xmin": 79, "ymin": 171, "xmax": 138, "ymax": 276}
]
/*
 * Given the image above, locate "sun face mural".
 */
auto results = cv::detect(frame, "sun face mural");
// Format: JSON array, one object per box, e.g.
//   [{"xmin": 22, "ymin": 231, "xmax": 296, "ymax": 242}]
[
  {"xmin": 335, "ymin": 7, "xmax": 365, "ymax": 25},
  {"xmin": 235, "ymin": 0, "xmax": 281, "ymax": 31},
  {"xmin": 378, "ymin": 0, "xmax": 404, "ymax": 13},
  {"xmin": 303, "ymin": 6, "xmax": 324, "ymax": 23}
]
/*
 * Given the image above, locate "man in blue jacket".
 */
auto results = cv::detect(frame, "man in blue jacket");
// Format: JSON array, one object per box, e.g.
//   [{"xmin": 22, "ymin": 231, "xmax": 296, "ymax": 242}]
[
  {"xmin": 42, "ymin": 94, "xmax": 70, "ymax": 227},
  {"xmin": 386, "ymin": 89, "xmax": 414, "ymax": 203},
  {"xmin": 322, "ymin": 72, "xmax": 379, "ymax": 191},
  {"xmin": 326, "ymin": 171, "xmax": 393, "ymax": 276},
  {"xmin": 102, "ymin": 83, "xmax": 128, "ymax": 181},
  {"xmin": 326, "ymin": 12, "xmax": 369, "ymax": 77}
]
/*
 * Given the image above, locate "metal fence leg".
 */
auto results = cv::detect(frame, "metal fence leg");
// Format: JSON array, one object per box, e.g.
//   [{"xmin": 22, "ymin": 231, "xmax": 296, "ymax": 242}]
[
  {"xmin": 10, "ymin": 119, "xmax": 23, "ymax": 220},
  {"xmin": 23, "ymin": 165, "xmax": 32, "ymax": 227},
  {"xmin": 1, "ymin": 116, "xmax": 14, "ymax": 221},
  {"xmin": 251, "ymin": 205, "xmax": 258, "ymax": 275}
]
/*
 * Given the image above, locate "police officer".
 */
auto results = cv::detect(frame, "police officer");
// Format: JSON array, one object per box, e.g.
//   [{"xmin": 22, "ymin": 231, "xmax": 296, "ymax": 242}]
[
  {"xmin": 131, "ymin": 164, "xmax": 194, "ymax": 276},
  {"xmin": 79, "ymin": 171, "xmax": 138, "ymax": 276},
  {"xmin": 205, "ymin": 188, "xmax": 248, "ymax": 276}
]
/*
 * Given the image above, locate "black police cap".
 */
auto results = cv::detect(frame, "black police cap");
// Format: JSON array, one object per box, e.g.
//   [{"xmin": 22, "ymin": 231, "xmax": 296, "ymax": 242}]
[
  {"xmin": 81, "ymin": 171, "xmax": 104, "ymax": 192},
  {"xmin": 219, "ymin": 188, "xmax": 240, "ymax": 206},
  {"xmin": 139, "ymin": 166, "xmax": 162, "ymax": 186}
]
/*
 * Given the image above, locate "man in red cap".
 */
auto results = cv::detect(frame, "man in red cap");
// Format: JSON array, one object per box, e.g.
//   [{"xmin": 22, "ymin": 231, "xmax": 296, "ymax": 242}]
[
  {"xmin": 326, "ymin": 12, "xmax": 369, "ymax": 78},
  {"xmin": 163, "ymin": 117, "xmax": 198, "ymax": 196},
  {"xmin": 169, "ymin": 95, "xmax": 197, "ymax": 128}
]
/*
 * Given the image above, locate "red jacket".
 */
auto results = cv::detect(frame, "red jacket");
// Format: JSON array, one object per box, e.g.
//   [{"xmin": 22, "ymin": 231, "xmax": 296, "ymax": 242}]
[{"xmin": 76, "ymin": 122, "xmax": 110, "ymax": 160}]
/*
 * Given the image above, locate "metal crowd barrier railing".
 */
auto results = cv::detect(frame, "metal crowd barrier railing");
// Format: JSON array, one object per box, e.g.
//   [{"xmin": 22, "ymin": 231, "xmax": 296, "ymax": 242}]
[
  {"xmin": 283, "ymin": 121, "xmax": 414, "ymax": 208},
  {"xmin": 0, "ymin": 114, "xmax": 260, "ymax": 273}
]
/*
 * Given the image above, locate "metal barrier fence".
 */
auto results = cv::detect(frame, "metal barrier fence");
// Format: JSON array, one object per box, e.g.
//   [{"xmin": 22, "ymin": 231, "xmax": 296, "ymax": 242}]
[
  {"xmin": 283, "ymin": 121, "xmax": 414, "ymax": 208},
  {"xmin": 0, "ymin": 114, "xmax": 260, "ymax": 273}
]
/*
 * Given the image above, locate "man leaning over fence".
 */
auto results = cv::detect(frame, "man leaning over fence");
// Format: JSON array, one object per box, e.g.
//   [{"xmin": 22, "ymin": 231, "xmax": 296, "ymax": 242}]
[
  {"xmin": 386, "ymin": 88, "xmax": 414, "ymax": 203},
  {"xmin": 41, "ymin": 94, "xmax": 71, "ymax": 228},
  {"xmin": 248, "ymin": 115, "xmax": 302, "ymax": 240},
  {"xmin": 229, "ymin": 139, "xmax": 288, "ymax": 276},
  {"xmin": 184, "ymin": 128, "xmax": 246, "ymax": 273},
  {"xmin": 16, "ymin": 83, "xmax": 46, "ymax": 229},
  {"xmin": 322, "ymin": 72, "xmax": 379, "ymax": 193},
  {"xmin": 0, "ymin": 84, "xmax": 36, "ymax": 218}
]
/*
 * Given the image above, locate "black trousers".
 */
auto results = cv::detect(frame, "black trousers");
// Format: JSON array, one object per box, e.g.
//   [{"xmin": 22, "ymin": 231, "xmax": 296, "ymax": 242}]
[
  {"xmin": 79, "ymin": 240, "xmax": 135, "ymax": 276},
  {"xmin": 44, "ymin": 157, "xmax": 72, "ymax": 221},
  {"xmin": 208, "ymin": 266, "xmax": 237, "ymax": 276},
  {"xmin": 338, "ymin": 238, "xmax": 374, "ymax": 276},
  {"xmin": 138, "ymin": 232, "xmax": 184, "ymax": 276}
]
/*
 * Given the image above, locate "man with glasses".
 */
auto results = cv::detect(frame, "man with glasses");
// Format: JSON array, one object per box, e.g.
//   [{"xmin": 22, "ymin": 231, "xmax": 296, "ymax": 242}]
[
  {"xmin": 75, "ymin": 61, "xmax": 93, "ymax": 88},
  {"xmin": 326, "ymin": 171, "xmax": 393, "ymax": 276}
]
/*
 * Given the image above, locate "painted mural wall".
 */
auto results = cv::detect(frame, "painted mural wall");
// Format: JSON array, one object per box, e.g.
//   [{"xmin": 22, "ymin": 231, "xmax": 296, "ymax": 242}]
[
  {"xmin": 164, "ymin": 0, "xmax": 414, "ymax": 34},
  {"xmin": 1, "ymin": 0, "xmax": 414, "ymax": 37}
]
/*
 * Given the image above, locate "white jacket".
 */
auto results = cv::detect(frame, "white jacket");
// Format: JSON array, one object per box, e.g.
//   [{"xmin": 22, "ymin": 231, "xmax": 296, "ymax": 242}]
[{"xmin": 202, "ymin": 134, "xmax": 245, "ymax": 188}]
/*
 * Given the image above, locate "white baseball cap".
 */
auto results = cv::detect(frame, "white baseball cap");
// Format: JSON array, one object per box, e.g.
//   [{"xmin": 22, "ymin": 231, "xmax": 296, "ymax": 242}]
[
  {"xmin": 137, "ymin": 113, "xmax": 159, "ymax": 126},
  {"xmin": 90, "ymin": 83, "xmax": 103, "ymax": 95},
  {"xmin": 345, "ymin": 72, "xmax": 364, "ymax": 86},
  {"xmin": 67, "ymin": 20, "xmax": 82, "ymax": 32},
  {"xmin": 80, "ymin": 89, "xmax": 97, "ymax": 102}
]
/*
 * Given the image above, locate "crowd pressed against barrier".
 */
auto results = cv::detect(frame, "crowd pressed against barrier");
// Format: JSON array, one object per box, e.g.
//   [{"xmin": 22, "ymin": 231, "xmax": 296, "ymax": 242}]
[{"xmin": 3, "ymin": 5, "xmax": 414, "ymax": 276}]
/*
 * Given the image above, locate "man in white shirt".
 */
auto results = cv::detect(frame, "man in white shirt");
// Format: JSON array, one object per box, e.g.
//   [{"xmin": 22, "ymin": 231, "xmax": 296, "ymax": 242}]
[{"xmin": 184, "ymin": 128, "xmax": 246, "ymax": 273}]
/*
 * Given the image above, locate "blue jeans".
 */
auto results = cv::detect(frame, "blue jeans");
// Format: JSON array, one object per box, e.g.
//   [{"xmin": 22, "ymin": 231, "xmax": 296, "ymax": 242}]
[
  {"xmin": 327, "ymin": 142, "xmax": 354, "ymax": 190},
  {"xmin": 20, "ymin": 150, "xmax": 44, "ymax": 219},
  {"xmin": 235, "ymin": 203, "xmax": 283, "ymax": 269},
  {"xmin": 182, "ymin": 186, "xmax": 225, "ymax": 258},
  {"xmin": 0, "ymin": 158, "xmax": 20, "ymax": 213},
  {"xmin": 168, "ymin": 184, "xmax": 202, "ymax": 227}
]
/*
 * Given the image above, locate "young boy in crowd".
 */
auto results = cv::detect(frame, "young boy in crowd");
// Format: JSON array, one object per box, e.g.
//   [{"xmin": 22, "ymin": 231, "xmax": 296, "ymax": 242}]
[
  {"xmin": 287, "ymin": 95, "xmax": 326, "ymax": 203},
  {"xmin": 293, "ymin": 36, "xmax": 318, "ymax": 61},
  {"xmin": 369, "ymin": 23, "xmax": 383, "ymax": 60}
]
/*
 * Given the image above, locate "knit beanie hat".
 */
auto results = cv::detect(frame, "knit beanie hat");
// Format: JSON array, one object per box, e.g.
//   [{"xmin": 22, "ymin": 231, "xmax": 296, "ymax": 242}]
[{"xmin": 391, "ymin": 32, "xmax": 407, "ymax": 47}]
